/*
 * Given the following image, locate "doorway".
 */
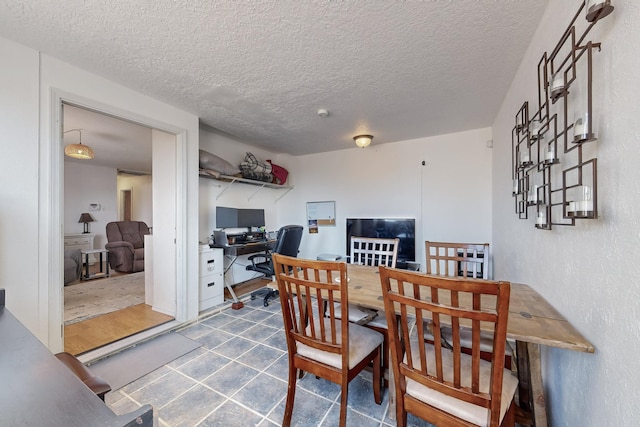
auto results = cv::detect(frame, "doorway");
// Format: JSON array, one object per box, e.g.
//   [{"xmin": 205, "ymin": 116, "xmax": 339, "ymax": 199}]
[
  {"xmin": 121, "ymin": 189, "xmax": 132, "ymax": 221},
  {"xmin": 62, "ymin": 103, "xmax": 177, "ymax": 355}
]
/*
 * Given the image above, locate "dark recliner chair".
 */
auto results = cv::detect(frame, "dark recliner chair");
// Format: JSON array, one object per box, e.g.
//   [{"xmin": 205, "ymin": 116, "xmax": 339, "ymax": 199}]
[
  {"xmin": 246, "ymin": 225, "xmax": 303, "ymax": 306},
  {"xmin": 105, "ymin": 221, "xmax": 150, "ymax": 273}
]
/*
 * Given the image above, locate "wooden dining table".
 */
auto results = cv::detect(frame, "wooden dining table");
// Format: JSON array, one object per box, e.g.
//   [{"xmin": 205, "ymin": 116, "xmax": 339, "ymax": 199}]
[{"xmin": 343, "ymin": 264, "xmax": 595, "ymax": 427}]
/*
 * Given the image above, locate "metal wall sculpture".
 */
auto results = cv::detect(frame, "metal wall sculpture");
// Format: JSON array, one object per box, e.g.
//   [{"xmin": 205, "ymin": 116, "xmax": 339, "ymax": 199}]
[{"xmin": 512, "ymin": 1, "xmax": 614, "ymax": 230}]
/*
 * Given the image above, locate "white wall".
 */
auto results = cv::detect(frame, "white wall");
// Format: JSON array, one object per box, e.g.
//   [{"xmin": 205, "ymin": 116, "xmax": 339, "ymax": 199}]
[
  {"xmin": 0, "ymin": 36, "xmax": 200, "ymax": 348},
  {"xmin": 492, "ymin": 0, "xmax": 640, "ymax": 425},
  {"xmin": 0, "ymin": 37, "xmax": 40, "ymax": 332},
  {"xmin": 199, "ymin": 127, "xmax": 492, "ymax": 279},
  {"xmin": 116, "ymin": 174, "xmax": 153, "ymax": 227},
  {"xmin": 199, "ymin": 127, "xmax": 289, "ymax": 283},
  {"xmin": 151, "ymin": 129, "xmax": 177, "ymax": 316},
  {"xmin": 199, "ymin": 126, "xmax": 286, "ymax": 238},
  {"xmin": 65, "ymin": 162, "xmax": 117, "ymax": 249},
  {"xmin": 277, "ymin": 128, "xmax": 493, "ymax": 271}
]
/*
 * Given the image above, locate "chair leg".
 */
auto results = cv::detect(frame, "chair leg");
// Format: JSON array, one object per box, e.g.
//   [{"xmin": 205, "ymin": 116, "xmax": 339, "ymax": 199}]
[
  {"xmin": 373, "ymin": 347, "xmax": 382, "ymax": 404},
  {"xmin": 397, "ymin": 409, "xmax": 407, "ymax": 427},
  {"xmin": 250, "ymin": 288, "xmax": 278, "ymax": 307},
  {"xmin": 282, "ymin": 360, "xmax": 298, "ymax": 427},
  {"xmin": 396, "ymin": 394, "xmax": 407, "ymax": 427},
  {"xmin": 339, "ymin": 378, "xmax": 349, "ymax": 427},
  {"xmin": 501, "ymin": 399, "xmax": 516, "ymax": 427},
  {"xmin": 394, "ymin": 381, "xmax": 407, "ymax": 427},
  {"xmin": 263, "ymin": 289, "xmax": 278, "ymax": 307}
]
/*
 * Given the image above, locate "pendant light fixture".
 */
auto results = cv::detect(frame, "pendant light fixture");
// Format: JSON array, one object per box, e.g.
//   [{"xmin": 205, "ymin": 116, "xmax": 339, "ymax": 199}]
[
  {"xmin": 353, "ymin": 134, "xmax": 373, "ymax": 148},
  {"xmin": 64, "ymin": 129, "xmax": 95, "ymax": 160}
]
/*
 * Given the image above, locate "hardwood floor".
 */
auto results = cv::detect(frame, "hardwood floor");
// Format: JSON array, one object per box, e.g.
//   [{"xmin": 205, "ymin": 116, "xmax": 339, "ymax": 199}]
[
  {"xmin": 63, "ymin": 269, "xmax": 272, "ymax": 356},
  {"xmin": 64, "ymin": 304, "xmax": 173, "ymax": 356},
  {"xmin": 65, "ymin": 262, "xmax": 172, "ymax": 356}
]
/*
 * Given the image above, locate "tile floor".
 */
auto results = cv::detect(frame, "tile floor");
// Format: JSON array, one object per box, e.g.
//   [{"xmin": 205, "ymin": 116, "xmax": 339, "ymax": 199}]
[{"xmin": 105, "ymin": 293, "xmax": 434, "ymax": 427}]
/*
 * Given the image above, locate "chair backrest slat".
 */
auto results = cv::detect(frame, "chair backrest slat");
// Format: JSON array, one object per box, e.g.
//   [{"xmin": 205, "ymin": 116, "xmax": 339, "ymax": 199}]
[
  {"xmin": 274, "ymin": 254, "xmax": 350, "ymax": 359},
  {"xmin": 379, "ymin": 266, "xmax": 511, "ymax": 426},
  {"xmin": 425, "ymin": 241, "xmax": 490, "ymax": 280}
]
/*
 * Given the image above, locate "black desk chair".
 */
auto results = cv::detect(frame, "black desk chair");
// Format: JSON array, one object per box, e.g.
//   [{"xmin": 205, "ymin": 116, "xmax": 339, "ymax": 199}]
[{"xmin": 246, "ymin": 225, "xmax": 303, "ymax": 306}]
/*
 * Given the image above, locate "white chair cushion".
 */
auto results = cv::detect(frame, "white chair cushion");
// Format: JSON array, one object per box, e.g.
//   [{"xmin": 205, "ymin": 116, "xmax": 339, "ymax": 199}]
[
  {"xmin": 334, "ymin": 303, "xmax": 378, "ymax": 324},
  {"xmin": 440, "ymin": 326, "xmax": 513, "ymax": 358},
  {"xmin": 365, "ymin": 311, "xmax": 389, "ymax": 329},
  {"xmin": 297, "ymin": 318, "xmax": 383, "ymax": 369},
  {"xmin": 404, "ymin": 338, "xmax": 518, "ymax": 427}
]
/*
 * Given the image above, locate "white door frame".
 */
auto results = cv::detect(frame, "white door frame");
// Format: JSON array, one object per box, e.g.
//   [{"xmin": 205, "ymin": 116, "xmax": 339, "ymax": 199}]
[{"xmin": 45, "ymin": 88, "xmax": 189, "ymax": 351}]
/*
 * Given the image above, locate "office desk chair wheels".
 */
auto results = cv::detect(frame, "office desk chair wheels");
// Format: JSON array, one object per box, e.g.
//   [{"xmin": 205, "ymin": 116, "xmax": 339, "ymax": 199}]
[{"xmin": 251, "ymin": 288, "xmax": 278, "ymax": 307}]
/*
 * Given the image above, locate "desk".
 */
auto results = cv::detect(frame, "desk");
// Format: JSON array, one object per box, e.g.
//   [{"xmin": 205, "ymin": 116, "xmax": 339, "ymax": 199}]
[
  {"xmin": 344, "ymin": 265, "xmax": 594, "ymax": 426},
  {"xmin": 0, "ymin": 289, "xmax": 152, "ymax": 426},
  {"xmin": 215, "ymin": 239, "xmax": 276, "ymax": 256},
  {"xmin": 212, "ymin": 240, "xmax": 276, "ymax": 306}
]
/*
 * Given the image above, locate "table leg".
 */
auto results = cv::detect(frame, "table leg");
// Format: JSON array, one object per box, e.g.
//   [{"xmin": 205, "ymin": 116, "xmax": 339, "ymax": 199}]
[
  {"xmin": 98, "ymin": 252, "xmax": 104, "ymax": 274},
  {"xmin": 105, "ymin": 252, "xmax": 110, "ymax": 277},
  {"xmin": 223, "ymin": 255, "xmax": 243, "ymax": 309},
  {"xmin": 516, "ymin": 341, "xmax": 548, "ymax": 427},
  {"xmin": 83, "ymin": 253, "xmax": 90, "ymax": 280},
  {"xmin": 388, "ymin": 356, "xmax": 396, "ymax": 420}
]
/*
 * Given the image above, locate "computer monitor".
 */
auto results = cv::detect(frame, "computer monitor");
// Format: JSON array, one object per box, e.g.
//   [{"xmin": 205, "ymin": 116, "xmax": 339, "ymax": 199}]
[
  {"xmin": 216, "ymin": 206, "xmax": 265, "ymax": 229},
  {"xmin": 216, "ymin": 206, "xmax": 238, "ymax": 228},
  {"xmin": 238, "ymin": 208, "xmax": 265, "ymax": 228}
]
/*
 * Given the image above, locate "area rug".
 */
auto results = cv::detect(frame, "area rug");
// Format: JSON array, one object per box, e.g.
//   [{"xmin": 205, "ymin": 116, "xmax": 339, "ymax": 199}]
[
  {"xmin": 64, "ymin": 272, "xmax": 145, "ymax": 325},
  {"xmin": 88, "ymin": 332, "xmax": 201, "ymax": 391}
]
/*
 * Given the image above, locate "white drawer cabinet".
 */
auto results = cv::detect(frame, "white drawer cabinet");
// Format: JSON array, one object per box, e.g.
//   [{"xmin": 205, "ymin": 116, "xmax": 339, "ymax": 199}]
[
  {"xmin": 64, "ymin": 233, "xmax": 95, "ymax": 264},
  {"xmin": 199, "ymin": 247, "xmax": 224, "ymax": 310}
]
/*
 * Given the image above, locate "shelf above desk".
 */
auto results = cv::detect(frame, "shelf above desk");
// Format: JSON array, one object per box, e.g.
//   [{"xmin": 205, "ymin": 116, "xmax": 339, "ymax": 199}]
[{"xmin": 199, "ymin": 170, "xmax": 294, "ymax": 202}]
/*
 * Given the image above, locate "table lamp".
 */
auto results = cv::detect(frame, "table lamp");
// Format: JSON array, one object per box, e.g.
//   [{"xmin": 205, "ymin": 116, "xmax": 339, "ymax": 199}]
[{"xmin": 78, "ymin": 213, "xmax": 95, "ymax": 234}]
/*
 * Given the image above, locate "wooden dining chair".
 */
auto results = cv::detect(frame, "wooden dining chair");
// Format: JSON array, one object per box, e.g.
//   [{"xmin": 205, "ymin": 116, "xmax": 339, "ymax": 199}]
[
  {"xmin": 424, "ymin": 241, "xmax": 512, "ymax": 369},
  {"xmin": 273, "ymin": 253, "xmax": 383, "ymax": 427},
  {"xmin": 340, "ymin": 237, "xmax": 400, "ymax": 373},
  {"xmin": 351, "ymin": 236, "xmax": 400, "ymax": 268},
  {"xmin": 425, "ymin": 241, "xmax": 489, "ymax": 280},
  {"xmin": 379, "ymin": 267, "xmax": 518, "ymax": 427},
  {"xmin": 340, "ymin": 237, "xmax": 399, "ymax": 322}
]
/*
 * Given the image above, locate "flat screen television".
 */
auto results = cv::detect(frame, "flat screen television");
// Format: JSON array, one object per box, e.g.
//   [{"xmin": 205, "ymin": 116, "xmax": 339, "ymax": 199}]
[{"xmin": 346, "ymin": 218, "xmax": 416, "ymax": 267}]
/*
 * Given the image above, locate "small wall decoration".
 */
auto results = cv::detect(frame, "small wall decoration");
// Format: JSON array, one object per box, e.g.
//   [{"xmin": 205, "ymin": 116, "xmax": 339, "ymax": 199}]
[{"xmin": 511, "ymin": 1, "xmax": 614, "ymax": 230}]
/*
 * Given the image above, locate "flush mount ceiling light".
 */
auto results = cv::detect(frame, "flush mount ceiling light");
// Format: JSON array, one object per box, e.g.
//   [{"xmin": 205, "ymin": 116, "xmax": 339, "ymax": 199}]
[
  {"xmin": 63, "ymin": 128, "xmax": 95, "ymax": 160},
  {"xmin": 353, "ymin": 134, "xmax": 373, "ymax": 148}
]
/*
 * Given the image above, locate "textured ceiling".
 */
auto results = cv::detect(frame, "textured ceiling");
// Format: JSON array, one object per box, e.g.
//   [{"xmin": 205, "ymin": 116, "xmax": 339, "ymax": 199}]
[
  {"xmin": 0, "ymin": 0, "xmax": 549, "ymax": 156},
  {"xmin": 63, "ymin": 104, "xmax": 153, "ymax": 174}
]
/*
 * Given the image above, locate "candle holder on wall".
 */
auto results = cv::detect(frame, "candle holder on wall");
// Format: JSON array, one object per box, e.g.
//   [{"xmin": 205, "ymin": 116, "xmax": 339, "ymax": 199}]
[
  {"xmin": 512, "ymin": 102, "xmax": 530, "ymax": 219},
  {"xmin": 586, "ymin": 0, "xmax": 613, "ymax": 22},
  {"xmin": 511, "ymin": 0, "xmax": 613, "ymax": 230},
  {"xmin": 535, "ymin": 204, "xmax": 551, "ymax": 230}
]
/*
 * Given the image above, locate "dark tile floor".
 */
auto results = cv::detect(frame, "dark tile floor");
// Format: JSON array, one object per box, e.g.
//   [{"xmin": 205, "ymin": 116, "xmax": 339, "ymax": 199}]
[{"xmin": 105, "ymin": 294, "xmax": 433, "ymax": 427}]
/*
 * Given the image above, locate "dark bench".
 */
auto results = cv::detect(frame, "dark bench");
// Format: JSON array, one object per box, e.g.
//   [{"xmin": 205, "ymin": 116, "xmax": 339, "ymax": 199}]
[
  {"xmin": 55, "ymin": 352, "xmax": 112, "ymax": 401},
  {"xmin": 0, "ymin": 289, "xmax": 153, "ymax": 426}
]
